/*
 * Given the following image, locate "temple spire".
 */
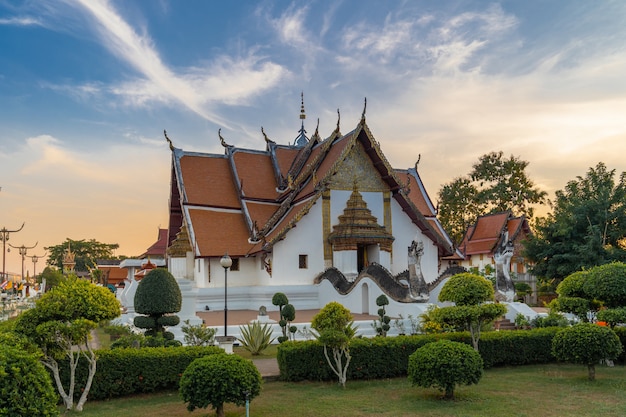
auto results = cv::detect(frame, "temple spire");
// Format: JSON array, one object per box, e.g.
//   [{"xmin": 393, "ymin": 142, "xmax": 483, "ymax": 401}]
[{"xmin": 293, "ymin": 92, "xmax": 309, "ymax": 147}]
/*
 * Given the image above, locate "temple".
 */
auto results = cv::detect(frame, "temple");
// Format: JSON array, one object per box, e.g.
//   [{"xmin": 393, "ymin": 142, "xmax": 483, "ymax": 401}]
[{"xmin": 164, "ymin": 98, "xmax": 462, "ymax": 318}]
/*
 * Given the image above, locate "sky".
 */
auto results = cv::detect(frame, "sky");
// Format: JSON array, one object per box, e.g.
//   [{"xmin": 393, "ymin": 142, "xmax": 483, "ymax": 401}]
[{"xmin": 1, "ymin": 0, "xmax": 626, "ymax": 277}]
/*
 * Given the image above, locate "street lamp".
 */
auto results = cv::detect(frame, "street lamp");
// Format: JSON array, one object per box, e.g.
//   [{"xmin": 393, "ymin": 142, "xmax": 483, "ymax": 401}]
[
  {"xmin": 220, "ymin": 253, "xmax": 232, "ymax": 337},
  {"xmin": 9, "ymin": 242, "xmax": 37, "ymax": 285},
  {"xmin": 0, "ymin": 223, "xmax": 24, "ymax": 281}
]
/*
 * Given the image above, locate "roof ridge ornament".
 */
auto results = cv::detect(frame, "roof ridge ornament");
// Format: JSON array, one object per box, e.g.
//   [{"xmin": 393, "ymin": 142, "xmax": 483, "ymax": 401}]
[
  {"xmin": 262, "ymin": 126, "xmax": 275, "ymax": 145},
  {"xmin": 300, "ymin": 92, "xmax": 306, "ymax": 121},
  {"xmin": 164, "ymin": 130, "xmax": 174, "ymax": 151},
  {"xmin": 218, "ymin": 128, "xmax": 232, "ymax": 148},
  {"xmin": 361, "ymin": 97, "xmax": 367, "ymax": 124},
  {"xmin": 334, "ymin": 109, "xmax": 341, "ymax": 136},
  {"xmin": 414, "ymin": 154, "xmax": 421, "ymax": 172}
]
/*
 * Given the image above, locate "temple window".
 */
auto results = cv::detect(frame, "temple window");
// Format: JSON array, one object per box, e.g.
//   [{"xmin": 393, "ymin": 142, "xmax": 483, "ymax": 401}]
[
  {"xmin": 299, "ymin": 254, "xmax": 308, "ymax": 269},
  {"xmin": 230, "ymin": 258, "xmax": 240, "ymax": 271}
]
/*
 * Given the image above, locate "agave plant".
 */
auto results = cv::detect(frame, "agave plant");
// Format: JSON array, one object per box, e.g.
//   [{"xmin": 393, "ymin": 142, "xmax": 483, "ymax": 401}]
[{"xmin": 237, "ymin": 321, "xmax": 276, "ymax": 355}]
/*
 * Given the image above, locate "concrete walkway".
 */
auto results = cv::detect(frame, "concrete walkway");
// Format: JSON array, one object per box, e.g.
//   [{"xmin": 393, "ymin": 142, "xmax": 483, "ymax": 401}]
[{"xmin": 252, "ymin": 358, "xmax": 280, "ymax": 381}]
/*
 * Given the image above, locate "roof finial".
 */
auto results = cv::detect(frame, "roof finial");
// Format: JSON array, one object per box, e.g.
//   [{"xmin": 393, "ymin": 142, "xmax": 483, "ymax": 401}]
[
  {"xmin": 164, "ymin": 129, "xmax": 174, "ymax": 151},
  {"xmin": 314, "ymin": 118, "xmax": 320, "ymax": 137},
  {"xmin": 262, "ymin": 126, "xmax": 274, "ymax": 144},
  {"xmin": 300, "ymin": 92, "xmax": 306, "ymax": 121},
  {"xmin": 361, "ymin": 97, "xmax": 367, "ymax": 123},
  {"xmin": 414, "ymin": 154, "xmax": 421, "ymax": 171},
  {"xmin": 218, "ymin": 128, "xmax": 231, "ymax": 148},
  {"xmin": 335, "ymin": 108, "xmax": 341, "ymax": 134}
]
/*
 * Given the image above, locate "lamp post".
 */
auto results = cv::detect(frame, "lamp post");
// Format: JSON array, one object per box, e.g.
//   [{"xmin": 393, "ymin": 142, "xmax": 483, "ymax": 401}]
[
  {"xmin": 220, "ymin": 253, "xmax": 232, "ymax": 337},
  {"xmin": 9, "ymin": 242, "xmax": 37, "ymax": 285},
  {"xmin": 28, "ymin": 252, "xmax": 46, "ymax": 277},
  {"xmin": 0, "ymin": 223, "xmax": 24, "ymax": 281}
]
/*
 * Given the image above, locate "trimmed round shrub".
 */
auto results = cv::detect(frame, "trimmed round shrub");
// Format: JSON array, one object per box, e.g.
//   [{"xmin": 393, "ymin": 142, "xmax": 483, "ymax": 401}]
[
  {"xmin": 408, "ymin": 339, "xmax": 483, "ymax": 399},
  {"xmin": 271, "ymin": 292, "xmax": 288, "ymax": 307},
  {"xmin": 180, "ymin": 354, "xmax": 261, "ymax": 417},
  {"xmin": 439, "ymin": 273, "xmax": 494, "ymax": 306},
  {"xmin": 552, "ymin": 323, "xmax": 623, "ymax": 380},
  {"xmin": 134, "ymin": 268, "xmax": 182, "ymax": 335},
  {"xmin": 0, "ymin": 345, "xmax": 60, "ymax": 416},
  {"xmin": 134, "ymin": 268, "xmax": 182, "ymax": 314},
  {"xmin": 157, "ymin": 315, "xmax": 181, "ymax": 327}
]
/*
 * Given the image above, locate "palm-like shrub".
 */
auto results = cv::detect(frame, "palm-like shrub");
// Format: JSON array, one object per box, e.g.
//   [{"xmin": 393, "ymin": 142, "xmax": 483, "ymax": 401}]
[
  {"xmin": 408, "ymin": 339, "xmax": 483, "ymax": 399},
  {"xmin": 552, "ymin": 323, "xmax": 623, "ymax": 380},
  {"xmin": 238, "ymin": 321, "xmax": 276, "ymax": 355},
  {"xmin": 180, "ymin": 354, "xmax": 261, "ymax": 417},
  {"xmin": 134, "ymin": 268, "xmax": 182, "ymax": 338}
]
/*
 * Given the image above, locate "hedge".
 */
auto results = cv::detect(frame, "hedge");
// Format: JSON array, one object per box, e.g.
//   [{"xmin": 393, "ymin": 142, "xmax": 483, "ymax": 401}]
[
  {"xmin": 55, "ymin": 345, "xmax": 224, "ymax": 400},
  {"xmin": 278, "ymin": 328, "xmax": 563, "ymax": 382}
]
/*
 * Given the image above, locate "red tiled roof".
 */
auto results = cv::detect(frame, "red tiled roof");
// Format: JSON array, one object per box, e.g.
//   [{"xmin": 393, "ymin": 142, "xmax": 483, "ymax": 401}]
[
  {"xmin": 459, "ymin": 212, "xmax": 530, "ymax": 256},
  {"xmin": 233, "ymin": 151, "xmax": 280, "ymax": 200},
  {"xmin": 188, "ymin": 208, "xmax": 261, "ymax": 257},
  {"xmin": 141, "ymin": 228, "xmax": 168, "ymax": 258},
  {"xmin": 180, "ymin": 155, "xmax": 240, "ymax": 208}
]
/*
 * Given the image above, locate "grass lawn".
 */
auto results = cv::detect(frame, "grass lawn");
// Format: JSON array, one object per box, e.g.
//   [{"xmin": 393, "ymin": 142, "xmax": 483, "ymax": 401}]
[{"xmin": 65, "ymin": 363, "xmax": 626, "ymax": 417}]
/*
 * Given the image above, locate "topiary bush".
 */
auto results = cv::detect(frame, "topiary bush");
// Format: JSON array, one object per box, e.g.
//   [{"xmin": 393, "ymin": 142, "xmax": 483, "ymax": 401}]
[
  {"xmin": 0, "ymin": 344, "xmax": 60, "ymax": 416},
  {"xmin": 408, "ymin": 339, "xmax": 483, "ymax": 399},
  {"xmin": 373, "ymin": 294, "xmax": 391, "ymax": 336},
  {"xmin": 552, "ymin": 323, "xmax": 623, "ymax": 380},
  {"xmin": 134, "ymin": 268, "xmax": 182, "ymax": 336},
  {"xmin": 180, "ymin": 354, "xmax": 262, "ymax": 417}
]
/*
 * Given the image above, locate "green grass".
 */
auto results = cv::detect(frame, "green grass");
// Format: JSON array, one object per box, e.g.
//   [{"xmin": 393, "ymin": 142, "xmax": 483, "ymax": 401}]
[
  {"xmin": 233, "ymin": 343, "xmax": 278, "ymax": 359},
  {"xmin": 64, "ymin": 363, "xmax": 626, "ymax": 417}
]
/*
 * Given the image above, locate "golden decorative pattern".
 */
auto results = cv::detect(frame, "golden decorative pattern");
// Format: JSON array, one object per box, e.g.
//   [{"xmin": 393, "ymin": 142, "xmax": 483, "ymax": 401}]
[
  {"xmin": 167, "ymin": 223, "xmax": 192, "ymax": 257},
  {"xmin": 322, "ymin": 189, "xmax": 332, "ymax": 261},
  {"xmin": 327, "ymin": 141, "xmax": 389, "ymax": 192}
]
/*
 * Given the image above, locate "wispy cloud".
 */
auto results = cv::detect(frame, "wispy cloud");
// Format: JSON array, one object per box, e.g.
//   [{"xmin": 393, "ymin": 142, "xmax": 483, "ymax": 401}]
[
  {"xmin": 0, "ymin": 16, "xmax": 42, "ymax": 26},
  {"xmin": 65, "ymin": 0, "xmax": 287, "ymax": 128}
]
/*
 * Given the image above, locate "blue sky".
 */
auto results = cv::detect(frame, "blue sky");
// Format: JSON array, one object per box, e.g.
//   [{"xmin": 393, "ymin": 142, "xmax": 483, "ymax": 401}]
[{"xmin": 1, "ymin": 0, "xmax": 625, "ymax": 275}]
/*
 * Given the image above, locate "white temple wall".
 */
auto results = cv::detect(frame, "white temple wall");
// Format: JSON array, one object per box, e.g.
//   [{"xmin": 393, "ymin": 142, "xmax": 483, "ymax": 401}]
[
  {"xmin": 390, "ymin": 199, "xmax": 440, "ymax": 283},
  {"xmin": 271, "ymin": 200, "xmax": 325, "ymax": 285}
]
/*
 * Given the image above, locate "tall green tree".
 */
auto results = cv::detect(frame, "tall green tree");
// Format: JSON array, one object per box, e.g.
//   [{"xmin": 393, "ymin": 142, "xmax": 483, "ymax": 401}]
[
  {"xmin": 437, "ymin": 177, "xmax": 484, "ymax": 246},
  {"xmin": 524, "ymin": 163, "xmax": 626, "ymax": 281},
  {"xmin": 45, "ymin": 238, "xmax": 121, "ymax": 272},
  {"xmin": 14, "ymin": 276, "xmax": 121, "ymax": 412},
  {"xmin": 438, "ymin": 151, "xmax": 547, "ymax": 245}
]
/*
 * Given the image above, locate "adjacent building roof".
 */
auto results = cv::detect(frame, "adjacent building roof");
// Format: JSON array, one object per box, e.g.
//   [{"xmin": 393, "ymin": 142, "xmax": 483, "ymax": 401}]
[
  {"xmin": 458, "ymin": 211, "xmax": 531, "ymax": 256},
  {"xmin": 167, "ymin": 108, "xmax": 455, "ymax": 259}
]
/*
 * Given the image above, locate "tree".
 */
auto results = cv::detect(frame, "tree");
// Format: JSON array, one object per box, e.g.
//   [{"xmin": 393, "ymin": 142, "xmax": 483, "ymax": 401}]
[
  {"xmin": 38, "ymin": 266, "xmax": 66, "ymax": 290},
  {"xmin": 552, "ymin": 323, "xmax": 622, "ymax": 381},
  {"xmin": 438, "ymin": 151, "xmax": 547, "ymax": 245},
  {"xmin": 311, "ymin": 301, "xmax": 356, "ymax": 388},
  {"xmin": 133, "ymin": 268, "xmax": 182, "ymax": 341},
  {"xmin": 408, "ymin": 339, "xmax": 483, "ymax": 400},
  {"xmin": 0, "ymin": 344, "xmax": 60, "ymax": 417},
  {"xmin": 435, "ymin": 273, "xmax": 507, "ymax": 350},
  {"xmin": 45, "ymin": 238, "xmax": 121, "ymax": 273},
  {"xmin": 14, "ymin": 276, "xmax": 120, "ymax": 411},
  {"xmin": 179, "ymin": 354, "xmax": 261, "ymax": 417},
  {"xmin": 437, "ymin": 177, "xmax": 484, "ymax": 245},
  {"xmin": 524, "ymin": 163, "xmax": 626, "ymax": 281}
]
